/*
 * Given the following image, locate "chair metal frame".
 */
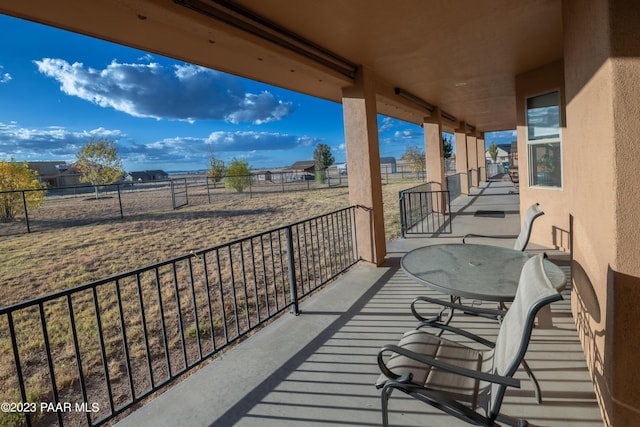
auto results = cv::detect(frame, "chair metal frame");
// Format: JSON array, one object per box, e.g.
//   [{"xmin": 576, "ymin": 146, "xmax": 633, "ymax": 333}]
[
  {"xmin": 376, "ymin": 254, "xmax": 564, "ymax": 427},
  {"xmin": 462, "ymin": 203, "xmax": 544, "ymax": 251}
]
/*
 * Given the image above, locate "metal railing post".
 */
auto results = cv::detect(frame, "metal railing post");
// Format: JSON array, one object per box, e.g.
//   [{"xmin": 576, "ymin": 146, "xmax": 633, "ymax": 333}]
[
  {"xmin": 171, "ymin": 179, "xmax": 176, "ymax": 209},
  {"xmin": 399, "ymin": 190, "xmax": 406, "ymax": 238},
  {"xmin": 285, "ymin": 226, "xmax": 300, "ymax": 315},
  {"xmin": 22, "ymin": 191, "xmax": 31, "ymax": 233},
  {"xmin": 117, "ymin": 184, "xmax": 124, "ymax": 219}
]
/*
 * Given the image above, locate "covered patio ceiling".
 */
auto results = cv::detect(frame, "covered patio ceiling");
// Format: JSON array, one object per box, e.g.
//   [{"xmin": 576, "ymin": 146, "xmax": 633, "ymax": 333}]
[{"xmin": 1, "ymin": 0, "xmax": 563, "ymax": 132}]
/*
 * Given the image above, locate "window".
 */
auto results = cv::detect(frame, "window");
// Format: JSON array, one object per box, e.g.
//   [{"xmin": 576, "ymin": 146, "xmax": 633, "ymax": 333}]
[{"xmin": 526, "ymin": 91, "xmax": 562, "ymax": 188}]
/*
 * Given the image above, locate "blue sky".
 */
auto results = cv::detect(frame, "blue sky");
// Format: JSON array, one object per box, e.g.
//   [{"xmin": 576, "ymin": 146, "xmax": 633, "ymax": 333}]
[{"xmin": 0, "ymin": 14, "xmax": 516, "ymax": 172}]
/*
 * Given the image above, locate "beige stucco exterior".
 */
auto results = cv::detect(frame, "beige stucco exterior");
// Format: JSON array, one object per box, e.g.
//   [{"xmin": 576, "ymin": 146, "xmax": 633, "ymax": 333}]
[
  {"xmin": 516, "ymin": 2, "xmax": 640, "ymax": 424},
  {"xmin": 455, "ymin": 125, "xmax": 471, "ymax": 195},
  {"xmin": 4, "ymin": 1, "xmax": 640, "ymax": 424},
  {"xmin": 342, "ymin": 67, "xmax": 386, "ymax": 265}
]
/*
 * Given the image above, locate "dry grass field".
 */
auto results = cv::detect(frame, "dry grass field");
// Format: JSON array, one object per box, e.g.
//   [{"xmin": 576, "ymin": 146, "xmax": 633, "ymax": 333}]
[
  {"xmin": 1, "ymin": 178, "xmax": 420, "ymax": 309},
  {"xmin": 0, "ymin": 178, "xmax": 422, "ymax": 427}
]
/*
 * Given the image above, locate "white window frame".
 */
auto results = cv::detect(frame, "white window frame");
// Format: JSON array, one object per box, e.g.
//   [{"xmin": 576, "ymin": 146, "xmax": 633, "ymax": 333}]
[{"xmin": 525, "ymin": 90, "xmax": 563, "ymax": 189}]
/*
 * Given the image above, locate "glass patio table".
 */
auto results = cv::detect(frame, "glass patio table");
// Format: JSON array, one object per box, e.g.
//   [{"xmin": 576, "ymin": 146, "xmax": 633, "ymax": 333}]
[
  {"xmin": 401, "ymin": 243, "xmax": 567, "ymax": 404},
  {"xmin": 401, "ymin": 243, "xmax": 566, "ymax": 303}
]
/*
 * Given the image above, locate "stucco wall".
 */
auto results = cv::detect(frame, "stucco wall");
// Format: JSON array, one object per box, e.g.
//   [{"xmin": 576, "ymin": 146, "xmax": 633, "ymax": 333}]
[
  {"xmin": 516, "ymin": 60, "xmax": 570, "ymax": 252},
  {"xmin": 607, "ymin": 1, "xmax": 640, "ymax": 424},
  {"xmin": 519, "ymin": 1, "xmax": 640, "ymax": 425}
]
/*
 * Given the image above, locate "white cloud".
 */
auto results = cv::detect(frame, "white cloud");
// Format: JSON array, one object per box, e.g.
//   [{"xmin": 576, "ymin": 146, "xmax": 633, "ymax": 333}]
[
  {"xmin": 206, "ymin": 131, "xmax": 318, "ymax": 151},
  {"xmin": 0, "ymin": 122, "xmax": 322, "ymax": 169},
  {"xmin": 0, "ymin": 65, "xmax": 11, "ymax": 83},
  {"xmin": 0, "ymin": 122, "xmax": 126, "ymax": 161},
  {"xmin": 393, "ymin": 129, "xmax": 422, "ymax": 139},
  {"xmin": 34, "ymin": 59, "xmax": 294, "ymax": 124},
  {"xmin": 379, "ymin": 117, "xmax": 395, "ymax": 132}
]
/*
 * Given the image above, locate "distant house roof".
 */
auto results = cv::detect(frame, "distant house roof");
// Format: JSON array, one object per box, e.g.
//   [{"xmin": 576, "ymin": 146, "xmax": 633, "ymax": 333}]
[
  {"xmin": 28, "ymin": 161, "xmax": 69, "ymax": 177},
  {"xmin": 143, "ymin": 170, "xmax": 168, "ymax": 176},
  {"xmin": 380, "ymin": 157, "xmax": 397, "ymax": 164},
  {"xmin": 486, "ymin": 144, "xmax": 514, "ymax": 156},
  {"xmin": 127, "ymin": 170, "xmax": 169, "ymax": 181},
  {"xmin": 289, "ymin": 160, "xmax": 315, "ymax": 169},
  {"xmin": 288, "ymin": 160, "xmax": 316, "ymax": 171}
]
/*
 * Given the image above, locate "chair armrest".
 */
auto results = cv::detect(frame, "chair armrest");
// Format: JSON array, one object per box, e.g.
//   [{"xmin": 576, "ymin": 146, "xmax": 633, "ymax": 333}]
[
  {"xmin": 412, "ymin": 295, "xmax": 506, "ymax": 319},
  {"xmin": 411, "ymin": 296, "xmax": 504, "ymax": 347},
  {"xmin": 378, "ymin": 344, "xmax": 520, "ymax": 388},
  {"xmin": 417, "ymin": 322, "xmax": 496, "ymax": 348}
]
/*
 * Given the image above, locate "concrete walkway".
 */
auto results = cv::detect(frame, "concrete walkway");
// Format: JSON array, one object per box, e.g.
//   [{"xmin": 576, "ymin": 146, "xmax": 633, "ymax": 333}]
[{"xmin": 115, "ymin": 181, "xmax": 603, "ymax": 427}]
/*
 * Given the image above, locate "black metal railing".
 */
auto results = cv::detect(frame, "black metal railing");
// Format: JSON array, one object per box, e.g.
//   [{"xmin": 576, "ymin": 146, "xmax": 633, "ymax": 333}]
[
  {"xmin": 0, "ymin": 206, "xmax": 359, "ymax": 427},
  {"xmin": 399, "ymin": 182, "xmax": 452, "ymax": 236}
]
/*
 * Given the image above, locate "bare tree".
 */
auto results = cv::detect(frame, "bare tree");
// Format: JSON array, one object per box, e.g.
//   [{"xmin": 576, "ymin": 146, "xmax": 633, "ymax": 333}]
[{"xmin": 76, "ymin": 138, "xmax": 124, "ymax": 199}]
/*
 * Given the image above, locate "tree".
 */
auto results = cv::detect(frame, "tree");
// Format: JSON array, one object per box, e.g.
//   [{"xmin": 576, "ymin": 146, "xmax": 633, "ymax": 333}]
[
  {"xmin": 313, "ymin": 143, "xmax": 335, "ymax": 182},
  {"xmin": 76, "ymin": 138, "xmax": 124, "ymax": 199},
  {"xmin": 225, "ymin": 158, "xmax": 252, "ymax": 192},
  {"xmin": 488, "ymin": 142, "xmax": 499, "ymax": 162},
  {"xmin": 443, "ymin": 136, "xmax": 453, "ymax": 159},
  {"xmin": 401, "ymin": 145, "xmax": 425, "ymax": 173},
  {"xmin": 207, "ymin": 154, "xmax": 225, "ymax": 186},
  {"xmin": 0, "ymin": 160, "xmax": 47, "ymax": 222}
]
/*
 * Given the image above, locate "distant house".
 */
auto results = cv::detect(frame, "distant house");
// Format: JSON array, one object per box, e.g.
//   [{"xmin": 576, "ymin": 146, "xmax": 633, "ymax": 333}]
[
  {"xmin": 254, "ymin": 170, "xmax": 273, "ymax": 182},
  {"xmin": 287, "ymin": 160, "xmax": 316, "ymax": 180},
  {"xmin": 125, "ymin": 170, "xmax": 169, "ymax": 182},
  {"xmin": 28, "ymin": 161, "xmax": 82, "ymax": 188},
  {"xmin": 288, "ymin": 160, "xmax": 315, "ymax": 174},
  {"xmin": 380, "ymin": 157, "xmax": 397, "ymax": 173},
  {"xmin": 486, "ymin": 144, "xmax": 513, "ymax": 164}
]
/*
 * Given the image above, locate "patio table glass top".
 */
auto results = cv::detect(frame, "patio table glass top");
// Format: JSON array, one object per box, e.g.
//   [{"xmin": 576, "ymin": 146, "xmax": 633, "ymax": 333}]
[{"xmin": 401, "ymin": 243, "xmax": 567, "ymax": 302}]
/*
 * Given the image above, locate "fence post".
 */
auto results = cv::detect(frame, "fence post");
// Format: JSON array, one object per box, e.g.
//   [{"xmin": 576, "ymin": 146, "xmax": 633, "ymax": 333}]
[
  {"xmin": 285, "ymin": 226, "xmax": 300, "ymax": 315},
  {"xmin": 117, "ymin": 184, "xmax": 124, "ymax": 219},
  {"xmin": 22, "ymin": 191, "xmax": 31, "ymax": 233}
]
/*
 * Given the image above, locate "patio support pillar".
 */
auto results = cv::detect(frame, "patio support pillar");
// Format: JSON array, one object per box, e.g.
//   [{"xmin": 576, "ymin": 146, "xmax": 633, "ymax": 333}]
[
  {"xmin": 477, "ymin": 132, "xmax": 487, "ymax": 182},
  {"xmin": 424, "ymin": 108, "xmax": 446, "ymax": 213},
  {"xmin": 455, "ymin": 123, "xmax": 470, "ymax": 195},
  {"xmin": 467, "ymin": 133, "xmax": 479, "ymax": 188},
  {"xmin": 342, "ymin": 66, "xmax": 385, "ymax": 266}
]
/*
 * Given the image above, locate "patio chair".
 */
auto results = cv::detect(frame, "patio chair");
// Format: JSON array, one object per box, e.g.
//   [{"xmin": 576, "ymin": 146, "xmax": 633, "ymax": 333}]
[
  {"xmin": 376, "ymin": 254, "xmax": 565, "ymax": 427},
  {"xmin": 463, "ymin": 203, "xmax": 544, "ymax": 251},
  {"xmin": 508, "ymin": 168, "xmax": 519, "ymax": 191}
]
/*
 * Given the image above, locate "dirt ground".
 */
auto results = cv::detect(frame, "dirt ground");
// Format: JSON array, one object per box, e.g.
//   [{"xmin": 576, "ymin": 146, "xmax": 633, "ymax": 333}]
[
  {"xmin": 0, "ymin": 177, "xmax": 422, "ymax": 427},
  {"xmin": 1, "ymin": 177, "xmax": 419, "ymax": 307}
]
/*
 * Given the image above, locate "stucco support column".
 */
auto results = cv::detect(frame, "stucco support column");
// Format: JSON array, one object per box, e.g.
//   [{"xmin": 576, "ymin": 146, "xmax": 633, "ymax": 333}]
[
  {"xmin": 466, "ymin": 133, "xmax": 479, "ymax": 187},
  {"xmin": 477, "ymin": 133, "xmax": 486, "ymax": 182},
  {"xmin": 424, "ymin": 108, "xmax": 446, "ymax": 213},
  {"xmin": 342, "ymin": 66, "xmax": 385, "ymax": 266},
  {"xmin": 455, "ymin": 123, "xmax": 470, "ymax": 195}
]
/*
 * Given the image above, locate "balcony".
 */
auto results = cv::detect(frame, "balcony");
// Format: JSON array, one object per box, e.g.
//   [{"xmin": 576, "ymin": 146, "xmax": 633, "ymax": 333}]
[{"xmin": 115, "ymin": 181, "xmax": 603, "ymax": 427}]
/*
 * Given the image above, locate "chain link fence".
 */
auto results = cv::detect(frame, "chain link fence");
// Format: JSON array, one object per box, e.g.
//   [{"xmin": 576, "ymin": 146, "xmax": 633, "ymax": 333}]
[{"xmin": 1, "ymin": 166, "xmax": 430, "ymax": 236}]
